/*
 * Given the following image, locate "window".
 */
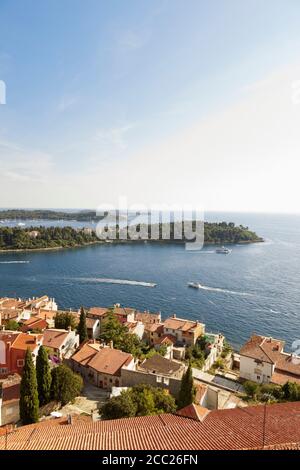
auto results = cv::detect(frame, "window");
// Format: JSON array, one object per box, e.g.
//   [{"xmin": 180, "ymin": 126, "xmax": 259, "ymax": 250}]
[
  {"xmin": 257, "ymin": 376, "xmax": 261, "ymax": 380},
  {"xmin": 156, "ymin": 376, "xmax": 162, "ymax": 383},
  {"xmin": 0, "ymin": 367, "xmax": 8, "ymax": 374},
  {"xmin": 163, "ymin": 377, "xmax": 169, "ymax": 385},
  {"xmin": 17, "ymin": 359, "xmax": 25, "ymax": 367}
]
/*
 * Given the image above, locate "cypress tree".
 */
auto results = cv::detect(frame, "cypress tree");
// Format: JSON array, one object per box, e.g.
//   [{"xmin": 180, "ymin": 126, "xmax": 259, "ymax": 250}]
[
  {"xmin": 19, "ymin": 348, "xmax": 39, "ymax": 424},
  {"xmin": 36, "ymin": 345, "xmax": 52, "ymax": 405},
  {"xmin": 77, "ymin": 306, "xmax": 88, "ymax": 344},
  {"xmin": 177, "ymin": 363, "xmax": 195, "ymax": 409}
]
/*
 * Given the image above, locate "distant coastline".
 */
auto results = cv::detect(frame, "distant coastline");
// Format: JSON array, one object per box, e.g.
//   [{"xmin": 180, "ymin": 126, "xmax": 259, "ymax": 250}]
[{"xmin": 0, "ymin": 220, "xmax": 263, "ymax": 253}]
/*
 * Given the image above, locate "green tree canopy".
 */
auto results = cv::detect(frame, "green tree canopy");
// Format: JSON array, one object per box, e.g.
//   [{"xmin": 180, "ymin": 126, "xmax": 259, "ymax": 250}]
[
  {"xmin": 99, "ymin": 308, "xmax": 128, "ymax": 345},
  {"xmin": 5, "ymin": 319, "xmax": 20, "ymax": 331},
  {"xmin": 19, "ymin": 349, "xmax": 39, "ymax": 424},
  {"xmin": 54, "ymin": 311, "xmax": 77, "ymax": 330},
  {"xmin": 100, "ymin": 384, "xmax": 176, "ymax": 420},
  {"xmin": 36, "ymin": 345, "xmax": 52, "ymax": 406},
  {"xmin": 50, "ymin": 365, "xmax": 83, "ymax": 406},
  {"xmin": 77, "ymin": 306, "xmax": 88, "ymax": 344},
  {"xmin": 177, "ymin": 363, "xmax": 196, "ymax": 409}
]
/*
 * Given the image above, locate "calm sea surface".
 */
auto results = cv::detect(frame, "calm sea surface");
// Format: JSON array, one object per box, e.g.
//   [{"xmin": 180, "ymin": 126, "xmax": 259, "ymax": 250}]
[{"xmin": 0, "ymin": 212, "xmax": 300, "ymax": 351}]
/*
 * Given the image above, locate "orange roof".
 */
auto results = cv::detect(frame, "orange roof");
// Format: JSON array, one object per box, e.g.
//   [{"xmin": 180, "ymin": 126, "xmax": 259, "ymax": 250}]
[
  {"xmin": 240, "ymin": 335, "xmax": 284, "ymax": 364},
  {"xmin": 144, "ymin": 323, "xmax": 164, "ymax": 333},
  {"xmin": 195, "ymin": 383, "xmax": 208, "ymax": 403},
  {"xmin": 43, "ymin": 329, "xmax": 70, "ymax": 349},
  {"xmin": 164, "ymin": 317, "xmax": 201, "ymax": 332},
  {"xmin": 0, "ymin": 331, "xmax": 20, "ymax": 345},
  {"xmin": 71, "ymin": 342, "xmax": 101, "ymax": 366},
  {"xmin": 88, "ymin": 347, "xmax": 133, "ymax": 376},
  {"xmin": 2, "ymin": 402, "xmax": 300, "ymax": 450},
  {"xmin": 240, "ymin": 335, "xmax": 300, "ymax": 377},
  {"xmin": 11, "ymin": 333, "xmax": 42, "ymax": 351},
  {"xmin": 176, "ymin": 404, "xmax": 210, "ymax": 422},
  {"xmin": 21, "ymin": 317, "xmax": 48, "ymax": 331},
  {"xmin": 135, "ymin": 311, "xmax": 161, "ymax": 324},
  {"xmin": 88, "ymin": 307, "xmax": 108, "ymax": 318},
  {"xmin": 154, "ymin": 334, "xmax": 176, "ymax": 345},
  {"xmin": 0, "ymin": 298, "xmax": 25, "ymax": 309},
  {"xmin": 271, "ymin": 371, "xmax": 300, "ymax": 386}
]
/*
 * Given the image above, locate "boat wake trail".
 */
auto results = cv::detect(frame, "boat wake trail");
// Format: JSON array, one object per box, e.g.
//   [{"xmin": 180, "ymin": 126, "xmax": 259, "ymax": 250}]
[
  {"xmin": 197, "ymin": 284, "xmax": 252, "ymax": 296},
  {"xmin": 0, "ymin": 261, "xmax": 30, "ymax": 264},
  {"xmin": 74, "ymin": 277, "xmax": 157, "ymax": 288}
]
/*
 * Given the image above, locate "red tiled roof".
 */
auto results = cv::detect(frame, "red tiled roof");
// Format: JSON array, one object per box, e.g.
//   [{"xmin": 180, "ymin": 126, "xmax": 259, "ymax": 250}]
[
  {"xmin": 144, "ymin": 323, "xmax": 164, "ymax": 333},
  {"xmin": 10, "ymin": 333, "xmax": 42, "ymax": 351},
  {"xmin": 164, "ymin": 317, "xmax": 201, "ymax": 333},
  {"xmin": 71, "ymin": 343, "xmax": 101, "ymax": 366},
  {"xmin": 271, "ymin": 371, "xmax": 300, "ymax": 386},
  {"xmin": 139, "ymin": 354, "xmax": 183, "ymax": 376},
  {"xmin": 43, "ymin": 329, "xmax": 70, "ymax": 349},
  {"xmin": 240, "ymin": 335, "xmax": 300, "ymax": 378},
  {"xmin": 88, "ymin": 347, "xmax": 133, "ymax": 376},
  {"xmin": 135, "ymin": 311, "xmax": 161, "ymax": 324},
  {"xmin": 154, "ymin": 334, "xmax": 176, "ymax": 345},
  {"xmin": 88, "ymin": 307, "xmax": 108, "ymax": 318},
  {"xmin": 176, "ymin": 404, "xmax": 210, "ymax": 422},
  {"xmin": 2, "ymin": 402, "xmax": 300, "ymax": 450},
  {"xmin": 21, "ymin": 317, "xmax": 48, "ymax": 332}
]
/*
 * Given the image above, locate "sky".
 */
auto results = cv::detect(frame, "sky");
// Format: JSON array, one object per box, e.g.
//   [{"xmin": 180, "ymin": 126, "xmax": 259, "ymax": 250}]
[{"xmin": 1, "ymin": 0, "xmax": 300, "ymax": 212}]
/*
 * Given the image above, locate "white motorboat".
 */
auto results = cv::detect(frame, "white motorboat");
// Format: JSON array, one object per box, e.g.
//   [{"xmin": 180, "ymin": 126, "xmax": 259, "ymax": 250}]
[
  {"xmin": 188, "ymin": 282, "xmax": 202, "ymax": 289},
  {"xmin": 216, "ymin": 246, "xmax": 232, "ymax": 254}
]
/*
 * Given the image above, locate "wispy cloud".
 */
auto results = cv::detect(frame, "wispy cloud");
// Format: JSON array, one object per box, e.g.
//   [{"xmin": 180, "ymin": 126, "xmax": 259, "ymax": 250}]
[
  {"xmin": 57, "ymin": 94, "xmax": 78, "ymax": 112},
  {"xmin": 117, "ymin": 30, "xmax": 146, "ymax": 51},
  {"xmin": 95, "ymin": 123, "xmax": 136, "ymax": 152},
  {"xmin": 0, "ymin": 140, "xmax": 54, "ymax": 184}
]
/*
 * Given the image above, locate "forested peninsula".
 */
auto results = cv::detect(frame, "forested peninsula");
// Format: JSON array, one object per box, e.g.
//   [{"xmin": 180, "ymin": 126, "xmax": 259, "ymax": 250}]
[{"xmin": 0, "ymin": 221, "xmax": 263, "ymax": 251}]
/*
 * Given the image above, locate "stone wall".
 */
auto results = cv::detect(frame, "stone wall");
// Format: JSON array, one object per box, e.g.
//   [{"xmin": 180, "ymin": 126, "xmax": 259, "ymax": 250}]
[{"xmin": 121, "ymin": 368, "xmax": 181, "ymax": 398}]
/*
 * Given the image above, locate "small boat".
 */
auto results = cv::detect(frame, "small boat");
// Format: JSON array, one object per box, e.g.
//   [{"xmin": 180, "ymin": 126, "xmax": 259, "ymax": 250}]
[
  {"xmin": 216, "ymin": 246, "xmax": 232, "ymax": 254},
  {"xmin": 17, "ymin": 222, "xmax": 26, "ymax": 227},
  {"xmin": 188, "ymin": 282, "xmax": 202, "ymax": 289}
]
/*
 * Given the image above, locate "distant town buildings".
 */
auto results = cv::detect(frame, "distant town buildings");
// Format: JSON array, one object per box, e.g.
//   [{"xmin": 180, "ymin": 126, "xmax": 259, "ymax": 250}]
[{"xmin": 239, "ymin": 335, "xmax": 300, "ymax": 385}]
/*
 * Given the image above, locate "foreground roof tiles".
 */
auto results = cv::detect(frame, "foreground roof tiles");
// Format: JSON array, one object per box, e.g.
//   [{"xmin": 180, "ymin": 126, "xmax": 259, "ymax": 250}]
[{"xmin": 2, "ymin": 402, "xmax": 300, "ymax": 450}]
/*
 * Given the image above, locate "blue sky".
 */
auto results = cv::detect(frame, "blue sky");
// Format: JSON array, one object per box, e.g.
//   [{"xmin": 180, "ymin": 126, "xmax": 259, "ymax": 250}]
[{"xmin": 1, "ymin": 0, "xmax": 300, "ymax": 211}]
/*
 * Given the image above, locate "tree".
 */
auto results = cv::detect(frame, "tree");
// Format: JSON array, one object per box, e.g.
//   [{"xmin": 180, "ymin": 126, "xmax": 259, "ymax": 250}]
[
  {"xmin": 101, "ymin": 392, "xmax": 137, "ymax": 420},
  {"xmin": 177, "ymin": 363, "xmax": 195, "ymax": 409},
  {"xmin": 5, "ymin": 319, "xmax": 20, "ymax": 331},
  {"xmin": 54, "ymin": 311, "xmax": 77, "ymax": 330},
  {"xmin": 19, "ymin": 349, "xmax": 39, "ymax": 424},
  {"xmin": 116, "ymin": 333, "xmax": 143, "ymax": 357},
  {"xmin": 131, "ymin": 384, "xmax": 176, "ymax": 415},
  {"xmin": 243, "ymin": 381, "xmax": 260, "ymax": 400},
  {"xmin": 77, "ymin": 306, "xmax": 88, "ymax": 344},
  {"xmin": 99, "ymin": 308, "xmax": 128, "ymax": 344},
  {"xmin": 50, "ymin": 365, "xmax": 83, "ymax": 406},
  {"xmin": 100, "ymin": 384, "xmax": 176, "ymax": 420},
  {"xmin": 36, "ymin": 346, "xmax": 52, "ymax": 405},
  {"xmin": 282, "ymin": 381, "xmax": 300, "ymax": 401}
]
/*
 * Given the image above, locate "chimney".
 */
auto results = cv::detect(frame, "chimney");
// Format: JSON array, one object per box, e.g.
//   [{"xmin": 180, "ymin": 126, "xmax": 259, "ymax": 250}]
[
  {"xmin": 67, "ymin": 414, "xmax": 73, "ymax": 425},
  {"xmin": 68, "ymin": 326, "xmax": 72, "ymax": 332},
  {"xmin": 109, "ymin": 340, "xmax": 113, "ymax": 349},
  {"xmin": 172, "ymin": 314, "xmax": 176, "ymax": 319}
]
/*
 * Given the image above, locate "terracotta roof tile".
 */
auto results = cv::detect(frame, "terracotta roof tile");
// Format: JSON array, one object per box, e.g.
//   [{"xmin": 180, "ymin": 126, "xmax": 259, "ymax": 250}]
[
  {"xmin": 88, "ymin": 347, "xmax": 133, "ymax": 376},
  {"xmin": 139, "ymin": 354, "xmax": 183, "ymax": 376},
  {"xmin": 11, "ymin": 333, "xmax": 42, "ymax": 351},
  {"xmin": 43, "ymin": 329, "xmax": 69, "ymax": 349},
  {"xmin": 71, "ymin": 343, "xmax": 100, "ymax": 366},
  {"xmin": 176, "ymin": 404, "xmax": 210, "ymax": 422},
  {"xmin": 2, "ymin": 402, "xmax": 300, "ymax": 450}
]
